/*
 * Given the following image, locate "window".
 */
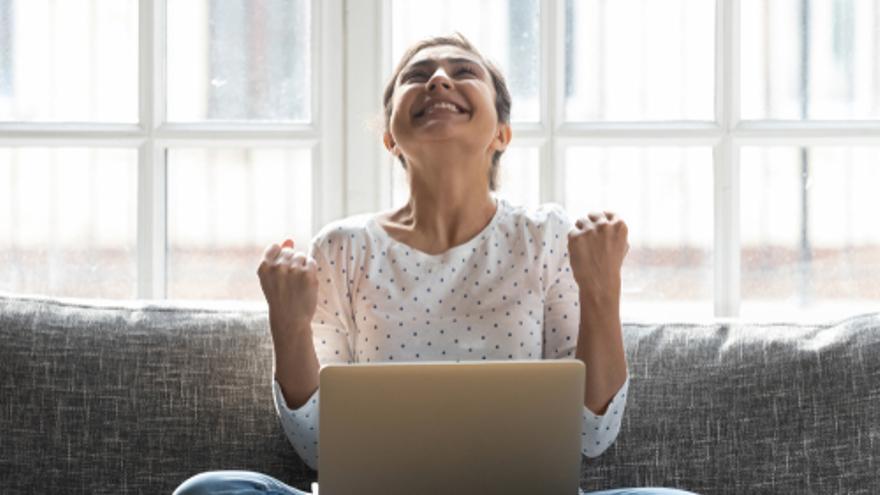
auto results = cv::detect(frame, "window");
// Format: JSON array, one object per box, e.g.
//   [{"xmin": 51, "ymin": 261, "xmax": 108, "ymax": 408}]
[
  {"xmin": 1, "ymin": 0, "xmax": 878, "ymax": 320},
  {"xmin": 0, "ymin": 1, "xmax": 13, "ymax": 97},
  {"xmin": 0, "ymin": 0, "xmax": 342, "ymax": 302},
  {"xmin": 370, "ymin": 0, "xmax": 880, "ymax": 320},
  {"xmin": 0, "ymin": 0, "xmax": 138, "ymax": 122}
]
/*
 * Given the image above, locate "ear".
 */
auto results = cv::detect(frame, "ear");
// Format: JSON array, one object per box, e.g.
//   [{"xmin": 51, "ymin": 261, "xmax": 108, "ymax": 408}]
[
  {"xmin": 383, "ymin": 131, "xmax": 401, "ymax": 157},
  {"xmin": 491, "ymin": 123, "xmax": 512, "ymax": 154}
]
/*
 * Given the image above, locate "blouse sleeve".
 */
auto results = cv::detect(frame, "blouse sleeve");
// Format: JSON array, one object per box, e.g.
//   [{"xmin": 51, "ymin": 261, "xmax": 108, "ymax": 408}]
[
  {"xmin": 540, "ymin": 204, "xmax": 630, "ymax": 458},
  {"xmin": 272, "ymin": 235, "xmax": 356, "ymax": 471}
]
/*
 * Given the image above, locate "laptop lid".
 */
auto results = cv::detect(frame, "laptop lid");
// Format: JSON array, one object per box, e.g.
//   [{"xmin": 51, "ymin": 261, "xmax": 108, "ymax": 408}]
[{"xmin": 318, "ymin": 360, "xmax": 585, "ymax": 495}]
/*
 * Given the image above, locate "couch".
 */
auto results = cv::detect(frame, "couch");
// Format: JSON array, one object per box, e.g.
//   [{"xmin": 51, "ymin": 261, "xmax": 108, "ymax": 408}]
[{"xmin": 1, "ymin": 292, "xmax": 877, "ymax": 494}]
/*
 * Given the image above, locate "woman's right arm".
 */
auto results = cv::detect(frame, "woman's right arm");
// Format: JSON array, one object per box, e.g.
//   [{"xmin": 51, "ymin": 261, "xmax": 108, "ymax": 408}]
[{"xmin": 258, "ymin": 239, "xmax": 321, "ymax": 409}]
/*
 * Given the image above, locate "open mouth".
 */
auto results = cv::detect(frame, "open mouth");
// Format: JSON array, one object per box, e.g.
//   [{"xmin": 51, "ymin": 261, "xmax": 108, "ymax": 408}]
[{"xmin": 413, "ymin": 101, "xmax": 470, "ymax": 119}]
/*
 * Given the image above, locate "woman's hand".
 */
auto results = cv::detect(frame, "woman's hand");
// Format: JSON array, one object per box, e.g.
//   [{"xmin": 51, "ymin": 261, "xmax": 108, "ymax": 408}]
[
  {"xmin": 257, "ymin": 239, "xmax": 319, "ymax": 339},
  {"xmin": 567, "ymin": 211, "xmax": 630, "ymax": 304}
]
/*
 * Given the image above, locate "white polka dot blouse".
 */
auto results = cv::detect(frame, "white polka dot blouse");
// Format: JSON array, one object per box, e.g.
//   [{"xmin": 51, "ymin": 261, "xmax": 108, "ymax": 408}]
[{"xmin": 272, "ymin": 197, "xmax": 630, "ymax": 471}]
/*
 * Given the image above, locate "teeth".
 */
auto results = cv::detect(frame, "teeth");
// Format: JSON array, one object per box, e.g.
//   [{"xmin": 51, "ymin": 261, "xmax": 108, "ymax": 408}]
[{"xmin": 424, "ymin": 102, "xmax": 462, "ymax": 115}]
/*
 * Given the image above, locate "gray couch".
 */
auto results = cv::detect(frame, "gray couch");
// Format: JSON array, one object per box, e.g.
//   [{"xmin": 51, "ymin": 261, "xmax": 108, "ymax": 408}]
[{"xmin": 1, "ymin": 292, "xmax": 877, "ymax": 494}]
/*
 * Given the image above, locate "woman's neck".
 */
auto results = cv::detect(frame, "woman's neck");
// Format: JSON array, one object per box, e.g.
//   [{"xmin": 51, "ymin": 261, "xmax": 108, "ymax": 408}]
[{"xmin": 381, "ymin": 154, "xmax": 497, "ymax": 254}]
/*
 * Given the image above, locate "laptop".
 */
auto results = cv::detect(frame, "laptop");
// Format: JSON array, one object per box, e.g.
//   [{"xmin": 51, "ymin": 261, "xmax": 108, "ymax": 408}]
[{"xmin": 315, "ymin": 360, "xmax": 585, "ymax": 495}]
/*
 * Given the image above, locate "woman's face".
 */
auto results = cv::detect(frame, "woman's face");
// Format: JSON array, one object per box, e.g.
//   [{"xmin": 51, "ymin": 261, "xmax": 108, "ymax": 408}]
[{"xmin": 384, "ymin": 45, "xmax": 508, "ymax": 164}]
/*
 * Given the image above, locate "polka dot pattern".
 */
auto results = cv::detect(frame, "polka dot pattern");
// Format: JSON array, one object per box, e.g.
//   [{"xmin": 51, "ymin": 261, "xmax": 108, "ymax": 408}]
[
  {"xmin": 581, "ymin": 375, "xmax": 630, "ymax": 458},
  {"xmin": 272, "ymin": 198, "xmax": 629, "ymax": 470}
]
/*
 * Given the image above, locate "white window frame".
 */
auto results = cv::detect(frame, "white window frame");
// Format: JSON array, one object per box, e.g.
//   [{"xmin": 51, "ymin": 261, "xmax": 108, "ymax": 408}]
[
  {"xmin": 343, "ymin": 0, "xmax": 880, "ymax": 319},
  {"xmin": 0, "ymin": 0, "xmax": 345, "ymax": 300},
  {"xmin": 2, "ymin": 0, "xmax": 879, "ymax": 313}
]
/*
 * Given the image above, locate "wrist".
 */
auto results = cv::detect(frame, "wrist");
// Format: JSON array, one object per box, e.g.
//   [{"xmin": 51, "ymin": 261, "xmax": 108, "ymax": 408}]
[
  {"xmin": 578, "ymin": 290, "xmax": 622, "ymax": 336},
  {"xmin": 269, "ymin": 314, "xmax": 312, "ymax": 339},
  {"xmin": 577, "ymin": 283, "xmax": 620, "ymax": 309},
  {"xmin": 268, "ymin": 305, "xmax": 311, "ymax": 326}
]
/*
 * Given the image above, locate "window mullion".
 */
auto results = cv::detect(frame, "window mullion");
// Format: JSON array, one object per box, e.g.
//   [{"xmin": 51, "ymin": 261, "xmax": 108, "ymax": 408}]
[
  {"xmin": 541, "ymin": 0, "xmax": 563, "ymax": 204},
  {"xmin": 315, "ymin": 0, "xmax": 345, "ymax": 227},
  {"xmin": 137, "ymin": 0, "xmax": 167, "ymax": 300},
  {"xmin": 344, "ymin": 0, "xmax": 384, "ymax": 215},
  {"xmin": 714, "ymin": 0, "xmax": 741, "ymax": 317}
]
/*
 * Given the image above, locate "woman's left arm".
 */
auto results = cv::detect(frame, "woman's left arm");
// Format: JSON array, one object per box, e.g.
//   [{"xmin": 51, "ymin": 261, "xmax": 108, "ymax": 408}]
[{"xmin": 567, "ymin": 211, "xmax": 630, "ymax": 415}]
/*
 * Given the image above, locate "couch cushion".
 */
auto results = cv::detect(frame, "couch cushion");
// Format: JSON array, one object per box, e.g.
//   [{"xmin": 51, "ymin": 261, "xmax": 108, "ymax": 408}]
[
  {"xmin": 1, "ymin": 293, "xmax": 878, "ymax": 494},
  {"xmin": 0, "ymin": 293, "xmax": 313, "ymax": 494},
  {"xmin": 582, "ymin": 314, "xmax": 880, "ymax": 494}
]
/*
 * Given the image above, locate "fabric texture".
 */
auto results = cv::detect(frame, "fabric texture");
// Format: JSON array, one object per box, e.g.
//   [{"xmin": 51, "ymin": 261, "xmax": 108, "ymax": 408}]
[
  {"xmin": 272, "ymin": 197, "xmax": 627, "ymax": 469},
  {"xmin": 580, "ymin": 315, "xmax": 880, "ymax": 494},
  {"xmin": 1, "ymin": 292, "xmax": 878, "ymax": 494},
  {"xmin": 0, "ymin": 293, "xmax": 313, "ymax": 494}
]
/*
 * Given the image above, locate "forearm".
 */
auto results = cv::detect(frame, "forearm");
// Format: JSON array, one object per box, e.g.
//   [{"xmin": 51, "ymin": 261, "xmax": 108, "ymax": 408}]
[
  {"xmin": 271, "ymin": 317, "xmax": 320, "ymax": 410},
  {"xmin": 574, "ymin": 292, "xmax": 629, "ymax": 415}
]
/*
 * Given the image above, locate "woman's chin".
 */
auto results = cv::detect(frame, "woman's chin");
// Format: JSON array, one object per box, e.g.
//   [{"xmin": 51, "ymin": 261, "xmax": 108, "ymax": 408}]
[
  {"xmin": 410, "ymin": 121, "xmax": 470, "ymax": 139},
  {"xmin": 414, "ymin": 113, "xmax": 481, "ymax": 134}
]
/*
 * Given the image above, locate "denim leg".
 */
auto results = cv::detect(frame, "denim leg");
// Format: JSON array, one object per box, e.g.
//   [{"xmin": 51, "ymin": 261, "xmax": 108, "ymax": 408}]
[
  {"xmin": 172, "ymin": 470, "xmax": 310, "ymax": 495},
  {"xmin": 582, "ymin": 488, "xmax": 701, "ymax": 495}
]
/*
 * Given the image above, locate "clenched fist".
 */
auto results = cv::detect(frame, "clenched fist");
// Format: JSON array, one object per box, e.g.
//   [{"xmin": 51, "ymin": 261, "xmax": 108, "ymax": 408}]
[
  {"xmin": 257, "ymin": 238, "xmax": 319, "ymax": 338},
  {"xmin": 567, "ymin": 211, "xmax": 630, "ymax": 302}
]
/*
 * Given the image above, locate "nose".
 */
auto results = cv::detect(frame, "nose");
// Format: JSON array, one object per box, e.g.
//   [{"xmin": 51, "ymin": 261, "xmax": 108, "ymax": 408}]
[{"xmin": 426, "ymin": 67, "xmax": 453, "ymax": 92}]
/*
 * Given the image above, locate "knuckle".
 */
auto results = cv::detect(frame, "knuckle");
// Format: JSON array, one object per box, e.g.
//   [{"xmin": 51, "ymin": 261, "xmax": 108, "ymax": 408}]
[{"xmin": 263, "ymin": 244, "xmax": 281, "ymax": 259}]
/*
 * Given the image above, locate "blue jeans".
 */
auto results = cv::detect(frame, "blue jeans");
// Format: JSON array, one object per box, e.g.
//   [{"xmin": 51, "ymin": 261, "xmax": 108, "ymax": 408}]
[{"xmin": 172, "ymin": 470, "xmax": 700, "ymax": 495}]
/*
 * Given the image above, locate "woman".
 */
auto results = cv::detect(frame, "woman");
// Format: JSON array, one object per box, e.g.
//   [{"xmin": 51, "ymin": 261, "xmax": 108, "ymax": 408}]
[{"xmin": 173, "ymin": 33, "xmax": 698, "ymax": 495}]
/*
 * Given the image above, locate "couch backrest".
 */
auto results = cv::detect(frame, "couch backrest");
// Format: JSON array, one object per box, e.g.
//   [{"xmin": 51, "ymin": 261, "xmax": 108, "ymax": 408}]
[
  {"xmin": 1, "ymin": 293, "xmax": 878, "ymax": 494},
  {"xmin": 588, "ymin": 316, "xmax": 880, "ymax": 494},
  {"xmin": 0, "ymin": 294, "xmax": 311, "ymax": 494}
]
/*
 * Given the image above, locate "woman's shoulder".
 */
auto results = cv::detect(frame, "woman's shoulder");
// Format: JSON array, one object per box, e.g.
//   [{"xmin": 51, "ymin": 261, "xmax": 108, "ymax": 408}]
[
  {"xmin": 310, "ymin": 212, "xmax": 377, "ymax": 251},
  {"xmin": 500, "ymin": 199, "xmax": 573, "ymax": 233}
]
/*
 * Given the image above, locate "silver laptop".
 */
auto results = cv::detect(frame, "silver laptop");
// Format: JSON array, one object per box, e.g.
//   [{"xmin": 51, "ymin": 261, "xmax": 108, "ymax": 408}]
[{"xmin": 317, "ymin": 360, "xmax": 585, "ymax": 495}]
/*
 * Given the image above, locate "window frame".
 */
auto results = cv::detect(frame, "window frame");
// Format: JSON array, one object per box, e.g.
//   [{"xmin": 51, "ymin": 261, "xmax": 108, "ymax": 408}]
[
  {"xmin": 1, "ymin": 0, "xmax": 879, "ymax": 314},
  {"xmin": 347, "ymin": 0, "xmax": 880, "ymax": 318},
  {"xmin": 0, "ymin": 0, "xmax": 344, "ymax": 299}
]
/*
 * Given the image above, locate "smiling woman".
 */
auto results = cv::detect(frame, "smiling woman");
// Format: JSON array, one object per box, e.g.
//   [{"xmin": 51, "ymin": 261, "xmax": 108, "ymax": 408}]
[
  {"xmin": 382, "ymin": 33, "xmax": 512, "ymax": 192},
  {"xmin": 172, "ymin": 33, "xmax": 699, "ymax": 495}
]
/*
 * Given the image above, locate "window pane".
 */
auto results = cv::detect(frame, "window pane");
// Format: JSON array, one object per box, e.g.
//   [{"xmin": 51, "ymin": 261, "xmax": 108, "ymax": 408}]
[
  {"xmin": 0, "ymin": 148, "xmax": 138, "ymax": 298},
  {"xmin": 565, "ymin": 0, "xmax": 715, "ymax": 122},
  {"xmin": 391, "ymin": 0, "xmax": 540, "ymax": 122},
  {"xmin": 0, "ymin": 0, "xmax": 138, "ymax": 122},
  {"xmin": 741, "ymin": 0, "xmax": 880, "ymax": 120},
  {"xmin": 565, "ymin": 146, "xmax": 714, "ymax": 318},
  {"xmin": 496, "ymin": 147, "xmax": 540, "ymax": 210},
  {"xmin": 167, "ymin": 0, "xmax": 311, "ymax": 122},
  {"xmin": 741, "ymin": 146, "xmax": 880, "ymax": 319},
  {"xmin": 389, "ymin": 147, "xmax": 540, "ymax": 209},
  {"xmin": 167, "ymin": 147, "xmax": 312, "ymax": 300}
]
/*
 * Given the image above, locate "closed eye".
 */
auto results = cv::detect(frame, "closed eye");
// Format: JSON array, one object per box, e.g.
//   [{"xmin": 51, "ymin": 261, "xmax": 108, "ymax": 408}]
[
  {"xmin": 403, "ymin": 71, "xmax": 429, "ymax": 82},
  {"xmin": 402, "ymin": 66, "xmax": 479, "ymax": 83}
]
